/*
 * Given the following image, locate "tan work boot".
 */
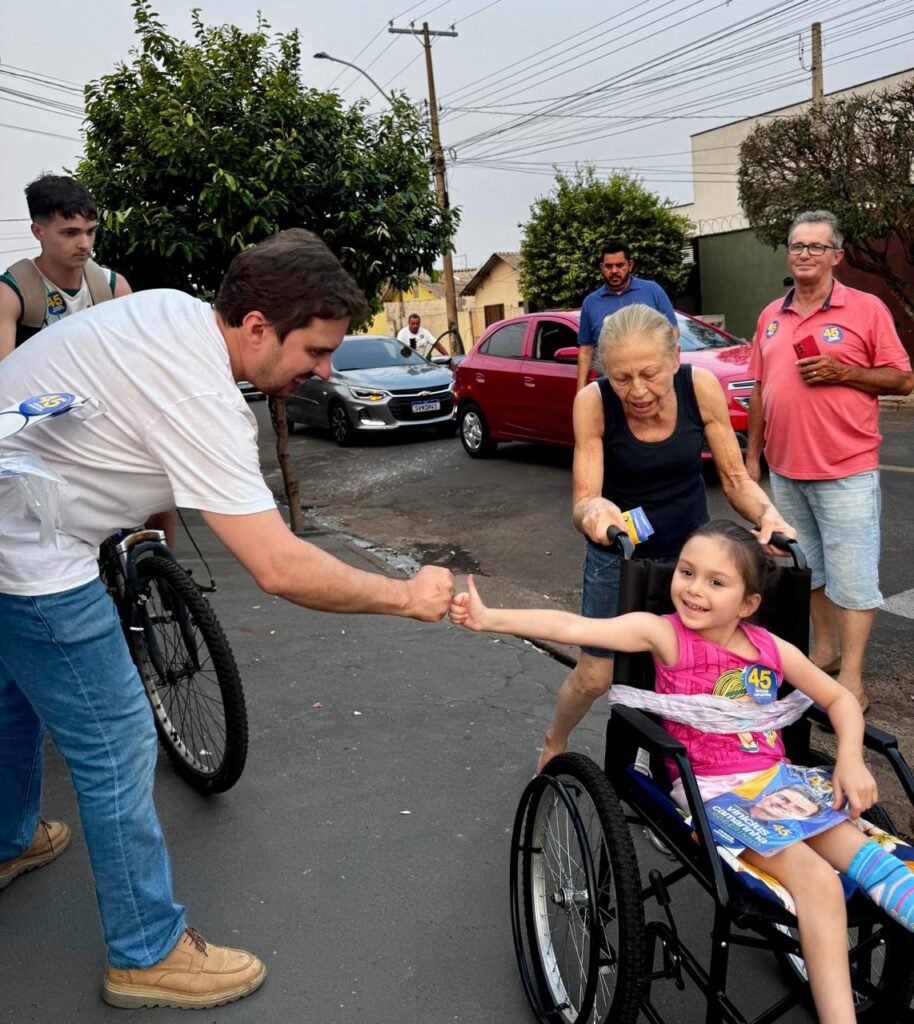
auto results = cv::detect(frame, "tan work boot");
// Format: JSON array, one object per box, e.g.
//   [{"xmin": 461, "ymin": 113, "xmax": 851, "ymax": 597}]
[
  {"xmin": 102, "ymin": 926, "xmax": 266, "ymax": 1009},
  {"xmin": 0, "ymin": 820, "xmax": 71, "ymax": 890}
]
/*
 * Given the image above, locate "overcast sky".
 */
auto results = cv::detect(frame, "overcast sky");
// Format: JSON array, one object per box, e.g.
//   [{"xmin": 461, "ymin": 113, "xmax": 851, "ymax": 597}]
[{"xmin": 2, "ymin": 0, "xmax": 911, "ymax": 268}]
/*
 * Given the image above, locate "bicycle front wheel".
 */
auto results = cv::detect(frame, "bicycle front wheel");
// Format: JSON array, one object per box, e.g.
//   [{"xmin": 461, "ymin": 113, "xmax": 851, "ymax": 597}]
[{"xmin": 131, "ymin": 555, "xmax": 248, "ymax": 794}]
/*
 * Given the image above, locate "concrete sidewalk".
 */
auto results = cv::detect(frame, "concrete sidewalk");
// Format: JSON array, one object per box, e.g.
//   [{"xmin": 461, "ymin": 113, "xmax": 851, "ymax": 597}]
[{"xmin": 1, "ymin": 518, "xmax": 818, "ymax": 1023}]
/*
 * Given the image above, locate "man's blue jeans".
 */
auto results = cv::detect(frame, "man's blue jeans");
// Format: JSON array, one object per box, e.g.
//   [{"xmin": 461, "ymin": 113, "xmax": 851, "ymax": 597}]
[{"xmin": 0, "ymin": 578, "xmax": 185, "ymax": 967}]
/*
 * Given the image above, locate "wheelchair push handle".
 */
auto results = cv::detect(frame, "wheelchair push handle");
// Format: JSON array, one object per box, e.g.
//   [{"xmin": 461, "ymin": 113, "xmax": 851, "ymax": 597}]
[
  {"xmin": 764, "ymin": 530, "xmax": 807, "ymax": 571},
  {"xmin": 605, "ymin": 526, "xmax": 635, "ymax": 559}
]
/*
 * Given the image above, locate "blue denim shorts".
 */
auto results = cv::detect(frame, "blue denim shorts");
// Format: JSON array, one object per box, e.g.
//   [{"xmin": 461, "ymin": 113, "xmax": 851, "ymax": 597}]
[
  {"xmin": 769, "ymin": 470, "xmax": 883, "ymax": 610},
  {"xmin": 580, "ymin": 542, "xmax": 623, "ymax": 658}
]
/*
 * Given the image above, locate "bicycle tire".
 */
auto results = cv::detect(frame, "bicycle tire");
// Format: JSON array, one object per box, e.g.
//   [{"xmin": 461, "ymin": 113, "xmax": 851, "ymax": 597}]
[{"xmin": 130, "ymin": 555, "xmax": 248, "ymax": 794}]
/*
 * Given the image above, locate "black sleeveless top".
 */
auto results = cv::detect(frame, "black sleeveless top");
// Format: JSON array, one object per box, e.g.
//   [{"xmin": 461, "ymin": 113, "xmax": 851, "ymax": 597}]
[{"xmin": 598, "ymin": 364, "xmax": 708, "ymax": 560}]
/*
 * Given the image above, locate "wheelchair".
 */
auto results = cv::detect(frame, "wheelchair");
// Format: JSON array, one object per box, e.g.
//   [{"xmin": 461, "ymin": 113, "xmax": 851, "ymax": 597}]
[{"xmin": 509, "ymin": 529, "xmax": 914, "ymax": 1024}]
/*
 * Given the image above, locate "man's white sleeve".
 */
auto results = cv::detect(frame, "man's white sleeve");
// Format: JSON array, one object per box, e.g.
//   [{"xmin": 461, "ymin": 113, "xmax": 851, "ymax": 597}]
[{"xmin": 144, "ymin": 394, "xmax": 276, "ymax": 515}]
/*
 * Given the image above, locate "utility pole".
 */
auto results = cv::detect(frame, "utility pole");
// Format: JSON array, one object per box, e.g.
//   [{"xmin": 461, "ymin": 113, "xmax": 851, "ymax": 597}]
[
  {"xmin": 389, "ymin": 21, "xmax": 462, "ymax": 353},
  {"xmin": 811, "ymin": 22, "xmax": 823, "ymax": 103}
]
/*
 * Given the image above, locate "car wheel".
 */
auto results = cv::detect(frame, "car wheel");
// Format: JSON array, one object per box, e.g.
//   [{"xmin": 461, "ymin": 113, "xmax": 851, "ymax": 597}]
[
  {"xmin": 459, "ymin": 403, "xmax": 498, "ymax": 458},
  {"xmin": 329, "ymin": 400, "xmax": 356, "ymax": 447},
  {"xmin": 286, "ymin": 414, "xmax": 297, "ymax": 436}
]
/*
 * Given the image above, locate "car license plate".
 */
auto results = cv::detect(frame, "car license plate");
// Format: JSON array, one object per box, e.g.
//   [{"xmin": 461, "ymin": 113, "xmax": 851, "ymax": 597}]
[{"xmin": 412, "ymin": 400, "xmax": 441, "ymax": 413}]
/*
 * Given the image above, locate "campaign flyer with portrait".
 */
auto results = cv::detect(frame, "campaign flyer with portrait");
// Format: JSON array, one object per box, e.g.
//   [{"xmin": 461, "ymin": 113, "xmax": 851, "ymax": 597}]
[{"xmin": 704, "ymin": 763, "xmax": 847, "ymax": 857}]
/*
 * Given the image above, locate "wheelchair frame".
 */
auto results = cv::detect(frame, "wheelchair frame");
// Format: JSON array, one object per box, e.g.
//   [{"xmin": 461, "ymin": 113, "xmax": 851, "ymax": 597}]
[{"xmin": 511, "ymin": 530, "xmax": 914, "ymax": 1024}]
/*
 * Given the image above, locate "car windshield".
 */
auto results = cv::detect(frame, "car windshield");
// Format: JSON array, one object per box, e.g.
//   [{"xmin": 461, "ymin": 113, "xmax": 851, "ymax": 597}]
[
  {"xmin": 676, "ymin": 314, "xmax": 747, "ymax": 352},
  {"xmin": 332, "ymin": 337, "xmax": 429, "ymax": 371}
]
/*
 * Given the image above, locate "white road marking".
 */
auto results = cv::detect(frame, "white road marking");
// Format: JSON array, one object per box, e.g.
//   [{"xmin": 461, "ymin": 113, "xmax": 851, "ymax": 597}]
[{"xmin": 882, "ymin": 589, "xmax": 914, "ymax": 620}]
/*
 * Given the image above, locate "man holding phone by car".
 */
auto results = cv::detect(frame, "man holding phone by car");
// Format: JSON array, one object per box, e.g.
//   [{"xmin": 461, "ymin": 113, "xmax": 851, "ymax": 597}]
[{"xmin": 747, "ymin": 210, "xmax": 913, "ymax": 712}]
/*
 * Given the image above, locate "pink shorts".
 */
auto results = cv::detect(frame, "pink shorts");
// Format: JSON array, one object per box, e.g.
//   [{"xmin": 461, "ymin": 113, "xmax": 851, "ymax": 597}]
[{"xmin": 669, "ymin": 769, "xmax": 768, "ymax": 812}]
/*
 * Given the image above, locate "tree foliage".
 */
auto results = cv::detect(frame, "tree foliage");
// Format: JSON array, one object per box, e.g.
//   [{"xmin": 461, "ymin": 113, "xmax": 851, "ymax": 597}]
[
  {"xmin": 738, "ymin": 80, "xmax": 914, "ymax": 322},
  {"xmin": 518, "ymin": 167, "xmax": 693, "ymax": 310},
  {"xmin": 77, "ymin": 1, "xmax": 455, "ymax": 317}
]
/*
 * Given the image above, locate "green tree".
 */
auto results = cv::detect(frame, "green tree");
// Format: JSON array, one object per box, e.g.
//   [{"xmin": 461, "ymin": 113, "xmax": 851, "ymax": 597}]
[
  {"xmin": 738, "ymin": 80, "xmax": 914, "ymax": 324},
  {"xmin": 518, "ymin": 167, "xmax": 693, "ymax": 310},
  {"xmin": 77, "ymin": 1, "xmax": 456, "ymax": 316}
]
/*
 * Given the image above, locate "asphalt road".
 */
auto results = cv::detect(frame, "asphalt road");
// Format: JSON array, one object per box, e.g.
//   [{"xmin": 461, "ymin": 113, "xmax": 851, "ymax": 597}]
[
  {"xmin": 3, "ymin": 402, "xmax": 910, "ymax": 1023},
  {"xmin": 262, "ymin": 402, "xmax": 914, "ymax": 836}
]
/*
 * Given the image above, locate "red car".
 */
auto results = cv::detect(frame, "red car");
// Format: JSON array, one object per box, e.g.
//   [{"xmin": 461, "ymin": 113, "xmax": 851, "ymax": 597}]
[{"xmin": 455, "ymin": 310, "xmax": 754, "ymax": 458}]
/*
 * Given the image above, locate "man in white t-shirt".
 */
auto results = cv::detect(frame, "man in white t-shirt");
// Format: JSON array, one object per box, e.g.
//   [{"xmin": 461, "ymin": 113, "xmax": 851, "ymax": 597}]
[
  {"xmin": 396, "ymin": 313, "xmax": 447, "ymax": 358},
  {"xmin": 0, "ymin": 229, "xmax": 454, "ymax": 1011}
]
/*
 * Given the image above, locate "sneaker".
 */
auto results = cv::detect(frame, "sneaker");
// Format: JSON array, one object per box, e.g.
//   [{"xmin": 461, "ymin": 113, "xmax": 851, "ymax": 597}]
[
  {"xmin": 0, "ymin": 819, "xmax": 71, "ymax": 890},
  {"xmin": 102, "ymin": 926, "xmax": 266, "ymax": 1009}
]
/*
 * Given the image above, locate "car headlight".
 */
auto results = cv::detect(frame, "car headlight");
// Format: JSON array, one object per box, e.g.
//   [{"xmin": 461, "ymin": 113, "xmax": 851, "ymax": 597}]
[{"xmin": 348, "ymin": 387, "xmax": 388, "ymax": 402}]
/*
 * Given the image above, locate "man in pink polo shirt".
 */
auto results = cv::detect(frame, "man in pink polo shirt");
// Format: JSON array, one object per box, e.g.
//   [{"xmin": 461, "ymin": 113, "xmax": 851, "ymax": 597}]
[{"xmin": 747, "ymin": 210, "xmax": 913, "ymax": 711}]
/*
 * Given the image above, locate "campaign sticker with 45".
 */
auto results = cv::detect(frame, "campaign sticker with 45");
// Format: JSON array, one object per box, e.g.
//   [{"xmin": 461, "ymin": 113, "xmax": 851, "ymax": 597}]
[{"xmin": 19, "ymin": 393, "xmax": 77, "ymax": 417}]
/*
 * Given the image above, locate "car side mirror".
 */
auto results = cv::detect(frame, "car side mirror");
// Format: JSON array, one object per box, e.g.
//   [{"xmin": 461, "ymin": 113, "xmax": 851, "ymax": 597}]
[
  {"xmin": 554, "ymin": 346, "xmax": 579, "ymax": 363},
  {"xmin": 431, "ymin": 355, "xmax": 452, "ymax": 367}
]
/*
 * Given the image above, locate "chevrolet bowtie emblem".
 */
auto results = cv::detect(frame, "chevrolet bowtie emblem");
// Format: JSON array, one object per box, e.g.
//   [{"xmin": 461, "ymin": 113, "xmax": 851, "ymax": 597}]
[{"xmin": 418, "ymin": 390, "xmax": 430, "ymax": 397}]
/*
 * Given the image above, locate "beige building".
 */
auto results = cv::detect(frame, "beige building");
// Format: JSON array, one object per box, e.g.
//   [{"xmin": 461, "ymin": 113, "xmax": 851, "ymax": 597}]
[
  {"xmin": 366, "ymin": 252, "xmax": 526, "ymax": 350},
  {"xmin": 460, "ymin": 252, "xmax": 525, "ymax": 342},
  {"xmin": 677, "ymin": 68, "xmax": 914, "ymax": 236},
  {"xmin": 674, "ymin": 68, "xmax": 914, "ymax": 342},
  {"xmin": 367, "ymin": 269, "xmax": 477, "ymax": 347}
]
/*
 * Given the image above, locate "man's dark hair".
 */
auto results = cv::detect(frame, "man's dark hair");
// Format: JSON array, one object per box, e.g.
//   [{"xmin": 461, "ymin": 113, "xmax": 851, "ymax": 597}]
[
  {"xmin": 214, "ymin": 229, "xmax": 368, "ymax": 342},
  {"xmin": 601, "ymin": 240, "xmax": 631, "ymax": 262},
  {"xmin": 408, "ymin": 313, "xmax": 421, "ymax": 321},
  {"xmin": 25, "ymin": 175, "xmax": 97, "ymax": 222}
]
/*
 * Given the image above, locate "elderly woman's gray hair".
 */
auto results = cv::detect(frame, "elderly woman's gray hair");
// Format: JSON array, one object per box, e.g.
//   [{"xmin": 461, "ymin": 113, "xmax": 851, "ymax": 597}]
[
  {"xmin": 788, "ymin": 210, "xmax": 844, "ymax": 250},
  {"xmin": 597, "ymin": 303, "xmax": 677, "ymax": 371}
]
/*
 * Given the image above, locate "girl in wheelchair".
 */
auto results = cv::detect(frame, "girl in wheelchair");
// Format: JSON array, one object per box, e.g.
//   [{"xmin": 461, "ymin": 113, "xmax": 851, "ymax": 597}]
[{"xmin": 450, "ymin": 519, "xmax": 914, "ymax": 1024}]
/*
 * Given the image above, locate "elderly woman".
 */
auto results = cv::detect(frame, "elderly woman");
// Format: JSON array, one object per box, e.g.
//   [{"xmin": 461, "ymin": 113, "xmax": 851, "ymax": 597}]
[{"xmin": 537, "ymin": 303, "xmax": 794, "ymax": 771}]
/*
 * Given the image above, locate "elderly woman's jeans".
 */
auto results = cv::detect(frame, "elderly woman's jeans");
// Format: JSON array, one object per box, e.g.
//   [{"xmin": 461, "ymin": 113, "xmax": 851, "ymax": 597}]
[{"xmin": 0, "ymin": 578, "xmax": 185, "ymax": 967}]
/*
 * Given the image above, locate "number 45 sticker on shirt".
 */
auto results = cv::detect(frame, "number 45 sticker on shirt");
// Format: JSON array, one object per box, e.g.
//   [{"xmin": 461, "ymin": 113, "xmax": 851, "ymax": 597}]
[{"xmin": 0, "ymin": 393, "xmax": 90, "ymax": 441}]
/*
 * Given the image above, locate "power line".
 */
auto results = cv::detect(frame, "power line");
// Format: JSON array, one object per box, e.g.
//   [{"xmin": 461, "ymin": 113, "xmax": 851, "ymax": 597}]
[
  {"xmin": 0, "ymin": 65, "xmax": 83, "ymax": 95},
  {"xmin": 0, "ymin": 120, "xmax": 81, "ymax": 141},
  {"xmin": 448, "ymin": 0, "xmax": 825, "ymax": 151},
  {"xmin": 456, "ymin": 2, "xmax": 908, "ymax": 160},
  {"xmin": 452, "ymin": 0, "xmax": 502, "ymax": 25}
]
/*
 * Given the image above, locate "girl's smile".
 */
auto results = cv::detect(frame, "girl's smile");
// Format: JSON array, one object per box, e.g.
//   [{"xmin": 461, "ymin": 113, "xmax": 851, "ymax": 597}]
[{"xmin": 671, "ymin": 536, "xmax": 761, "ymax": 644}]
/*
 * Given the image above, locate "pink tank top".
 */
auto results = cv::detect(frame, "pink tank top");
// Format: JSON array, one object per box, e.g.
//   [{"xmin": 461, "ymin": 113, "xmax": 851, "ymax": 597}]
[{"xmin": 653, "ymin": 614, "xmax": 786, "ymax": 780}]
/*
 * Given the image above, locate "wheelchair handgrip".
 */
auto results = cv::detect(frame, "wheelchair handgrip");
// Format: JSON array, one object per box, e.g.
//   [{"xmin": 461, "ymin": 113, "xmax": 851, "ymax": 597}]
[
  {"xmin": 765, "ymin": 530, "xmax": 807, "ymax": 570},
  {"xmin": 605, "ymin": 526, "xmax": 635, "ymax": 559}
]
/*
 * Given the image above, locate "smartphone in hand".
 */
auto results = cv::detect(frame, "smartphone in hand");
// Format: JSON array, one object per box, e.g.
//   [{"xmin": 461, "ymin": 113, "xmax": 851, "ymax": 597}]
[{"xmin": 793, "ymin": 335, "xmax": 821, "ymax": 359}]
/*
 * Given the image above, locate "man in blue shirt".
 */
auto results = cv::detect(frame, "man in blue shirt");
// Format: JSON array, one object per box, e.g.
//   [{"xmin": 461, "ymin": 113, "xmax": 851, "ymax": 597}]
[{"xmin": 576, "ymin": 240, "xmax": 679, "ymax": 391}]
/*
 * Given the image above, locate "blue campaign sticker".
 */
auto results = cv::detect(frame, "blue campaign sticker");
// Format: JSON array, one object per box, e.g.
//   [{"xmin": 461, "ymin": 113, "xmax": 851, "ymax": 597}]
[
  {"xmin": 46, "ymin": 291, "xmax": 66, "ymax": 317},
  {"xmin": 18, "ymin": 393, "xmax": 76, "ymax": 417},
  {"xmin": 741, "ymin": 664, "xmax": 778, "ymax": 704},
  {"xmin": 822, "ymin": 325, "xmax": 844, "ymax": 344},
  {"xmin": 764, "ymin": 320, "xmax": 779, "ymax": 338}
]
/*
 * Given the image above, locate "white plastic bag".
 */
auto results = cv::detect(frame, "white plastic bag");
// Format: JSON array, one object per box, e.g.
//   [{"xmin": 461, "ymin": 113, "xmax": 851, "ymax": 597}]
[{"xmin": 0, "ymin": 453, "xmax": 66, "ymax": 547}]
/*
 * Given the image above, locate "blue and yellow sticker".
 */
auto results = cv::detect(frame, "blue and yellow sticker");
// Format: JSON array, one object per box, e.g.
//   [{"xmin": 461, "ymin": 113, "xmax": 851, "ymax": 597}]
[
  {"xmin": 741, "ymin": 663, "xmax": 778, "ymax": 704},
  {"xmin": 19, "ymin": 393, "xmax": 76, "ymax": 417},
  {"xmin": 764, "ymin": 320, "xmax": 779, "ymax": 338},
  {"xmin": 822, "ymin": 325, "xmax": 844, "ymax": 344},
  {"xmin": 46, "ymin": 290, "xmax": 66, "ymax": 318}
]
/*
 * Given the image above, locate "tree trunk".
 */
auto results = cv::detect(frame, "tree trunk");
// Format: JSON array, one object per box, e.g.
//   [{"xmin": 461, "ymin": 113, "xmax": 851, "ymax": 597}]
[{"xmin": 272, "ymin": 397, "xmax": 304, "ymax": 533}]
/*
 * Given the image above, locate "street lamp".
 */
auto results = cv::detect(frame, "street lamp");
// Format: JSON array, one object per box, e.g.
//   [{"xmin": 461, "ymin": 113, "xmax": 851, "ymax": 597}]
[{"xmin": 313, "ymin": 52, "xmax": 393, "ymax": 106}]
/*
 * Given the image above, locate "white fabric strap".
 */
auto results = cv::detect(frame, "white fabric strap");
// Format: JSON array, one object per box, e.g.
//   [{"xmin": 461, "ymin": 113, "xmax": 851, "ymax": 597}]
[{"xmin": 607, "ymin": 685, "xmax": 813, "ymax": 733}]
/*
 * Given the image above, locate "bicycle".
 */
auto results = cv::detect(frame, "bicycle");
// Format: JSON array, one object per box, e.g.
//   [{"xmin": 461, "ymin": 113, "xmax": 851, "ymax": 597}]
[{"xmin": 98, "ymin": 525, "xmax": 248, "ymax": 795}]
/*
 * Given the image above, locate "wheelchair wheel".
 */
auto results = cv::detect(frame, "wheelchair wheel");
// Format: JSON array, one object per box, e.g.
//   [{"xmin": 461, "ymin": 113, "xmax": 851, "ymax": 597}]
[
  {"xmin": 511, "ymin": 753, "xmax": 645, "ymax": 1024},
  {"xmin": 131, "ymin": 556, "xmax": 248, "ymax": 794}
]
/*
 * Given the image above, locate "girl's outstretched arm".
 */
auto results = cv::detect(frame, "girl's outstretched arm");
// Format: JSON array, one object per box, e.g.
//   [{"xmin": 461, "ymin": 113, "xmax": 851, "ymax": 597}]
[
  {"xmin": 775, "ymin": 639, "xmax": 877, "ymax": 819},
  {"xmin": 449, "ymin": 575, "xmax": 676, "ymax": 660}
]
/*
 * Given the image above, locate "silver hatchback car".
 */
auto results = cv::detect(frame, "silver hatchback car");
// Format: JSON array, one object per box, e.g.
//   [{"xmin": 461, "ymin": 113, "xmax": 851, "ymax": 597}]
[{"xmin": 284, "ymin": 335, "xmax": 456, "ymax": 446}]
